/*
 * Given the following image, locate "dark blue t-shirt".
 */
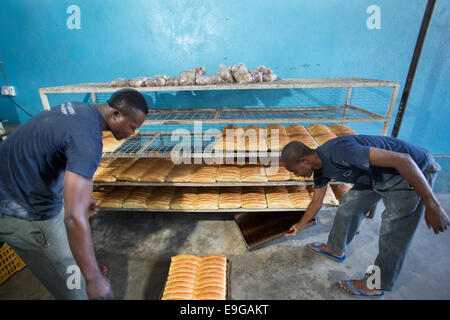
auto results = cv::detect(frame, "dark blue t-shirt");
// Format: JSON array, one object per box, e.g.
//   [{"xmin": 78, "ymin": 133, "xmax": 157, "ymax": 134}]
[
  {"xmin": 0, "ymin": 102, "xmax": 103, "ymax": 221},
  {"xmin": 313, "ymin": 135, "xmax": 430, "ymax": 189}
]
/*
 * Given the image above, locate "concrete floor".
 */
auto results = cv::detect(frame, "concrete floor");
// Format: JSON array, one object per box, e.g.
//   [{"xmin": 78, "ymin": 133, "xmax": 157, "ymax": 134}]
[{"xmin": 1, "ymin": 194, "xmax": 449, "ymax": 300}]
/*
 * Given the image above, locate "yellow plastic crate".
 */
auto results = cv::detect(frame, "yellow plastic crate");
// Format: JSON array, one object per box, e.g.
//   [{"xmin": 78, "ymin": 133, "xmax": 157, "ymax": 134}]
[{"xmin": 0, "ymin": 242, "xmax": 26, "ymax": 285}]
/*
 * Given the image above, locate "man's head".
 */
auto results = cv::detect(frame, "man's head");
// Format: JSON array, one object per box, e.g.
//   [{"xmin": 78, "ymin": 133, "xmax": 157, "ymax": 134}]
[
  {"xmin": 281, "ymin": 141, "xmax": 317, "ymax": 178},
  {"xmin": 105, "ymin": 88, "xmax": 148, "ymax": 140}
]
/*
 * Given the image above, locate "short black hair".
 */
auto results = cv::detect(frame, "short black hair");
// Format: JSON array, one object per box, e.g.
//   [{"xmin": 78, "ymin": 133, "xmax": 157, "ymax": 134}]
[
  {"xmin": 107, "ymin": 88, "xmax": 148, "ymax": 115},
  {"xmin": 281, "ymin": 141, "xmax": 315, "ymax": 169}
]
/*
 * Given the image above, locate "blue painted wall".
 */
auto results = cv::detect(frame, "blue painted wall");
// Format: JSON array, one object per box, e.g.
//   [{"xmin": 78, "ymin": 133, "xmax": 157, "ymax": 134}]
[{"xmin": 0, "ymin": 0, "xmax": 448, "ymax": 190}]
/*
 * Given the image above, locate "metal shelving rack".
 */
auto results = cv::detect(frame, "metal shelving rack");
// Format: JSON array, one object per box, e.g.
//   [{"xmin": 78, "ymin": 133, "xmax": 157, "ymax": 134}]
[{"xmin": 39, "ymin": 77, "xmax": 400, "ymax": 212}]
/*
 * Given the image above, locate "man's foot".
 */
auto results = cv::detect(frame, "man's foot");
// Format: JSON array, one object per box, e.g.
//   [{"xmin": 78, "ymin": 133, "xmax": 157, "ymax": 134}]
[
  {"xmin": 339, "ymin": 279, "xmax": 384, "ymax": 297},
  {"xmin": 307, "ymin": 242, "xmax": 345, "ymax": 262}
]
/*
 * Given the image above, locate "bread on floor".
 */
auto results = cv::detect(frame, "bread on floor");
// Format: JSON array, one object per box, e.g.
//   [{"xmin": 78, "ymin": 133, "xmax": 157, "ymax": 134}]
[{"xmin": 163, "ymin": 254, "xmax": 227, "ymax": 300}]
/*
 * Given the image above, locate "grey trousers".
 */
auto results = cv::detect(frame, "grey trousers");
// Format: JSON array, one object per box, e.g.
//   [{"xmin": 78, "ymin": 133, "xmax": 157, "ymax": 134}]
[
  {"xmin": 0, "ymin": 210, "xmax": 88, "ymax": 299},
  {"xmin": 327, "ymin": 157, "xmax": 440, "ymax": 291}
]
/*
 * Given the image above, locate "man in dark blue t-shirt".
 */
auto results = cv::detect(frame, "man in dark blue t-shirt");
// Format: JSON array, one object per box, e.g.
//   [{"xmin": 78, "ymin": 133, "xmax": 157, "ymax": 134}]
[
  {"xmin": 0, "ymin": 88, "xmax": 148, "ymax": 299},
  {"xmin": 281, "ymin": 135, "xmax": 449, "ymax": 297}
]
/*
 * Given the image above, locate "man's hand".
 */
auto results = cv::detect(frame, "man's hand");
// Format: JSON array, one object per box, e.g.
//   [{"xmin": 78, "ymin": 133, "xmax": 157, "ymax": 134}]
[
  {"xmin": 88, "ymin": 196, "xmax": 99, "ymax": 217},
  {"xmin": 86, "ymin": 274, "xmax": 113, "ymax": 300},
  {"xmin": 425, "ymin": 204, "xmax": 449, "ymax": 234},
  {"xmin": 285, "ymin": 221, "xmax": 304, "ymax": 237}
]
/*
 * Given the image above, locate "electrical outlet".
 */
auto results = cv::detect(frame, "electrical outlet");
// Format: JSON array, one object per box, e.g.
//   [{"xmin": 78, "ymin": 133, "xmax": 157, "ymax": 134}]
[{"xmin": 1, "ymin": 86, "xmax": 16, "ymax": 96}]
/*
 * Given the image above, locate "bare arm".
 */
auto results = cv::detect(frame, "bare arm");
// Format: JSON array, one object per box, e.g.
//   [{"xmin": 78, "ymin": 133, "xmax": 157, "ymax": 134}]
[
  {"xmin": 369, "ymin": 147, "xmax": 449, "ymax": 234},
  {"xmin": 63, "ymin": 171, "xmax": 113, "ymax": 299},
  {"xmin": 285, "ymin": 184, "xmax": 327, "ymax": 237}
]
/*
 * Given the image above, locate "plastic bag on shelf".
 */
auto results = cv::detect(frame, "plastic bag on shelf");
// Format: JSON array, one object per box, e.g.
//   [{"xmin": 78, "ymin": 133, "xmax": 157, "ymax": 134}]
[
  {"xmin": 178, "ymin": 70, "xmax": 196, "ymax": 85},
  {"xmin": 144, "ymin": 77, "xmax": 156, "ymax": 87},
  {"xmin": 153, "ymin": 74, "xmax": 169, "ymax": 86},
  {"xmin": 166, "ymin": 77, "xmax": 180, "ymax": 86},
  {"xmin": 128, "ymin": 77, "xmax": 147, "ymax": 87},
  {"xmin": 110, "ymin": 78, "xmax": 129, "ymax": 87},
  {"xmin": 230, "ymin": 63, "xmax": 253, "ymax": 84},
  {"xmin": 193, "ymin": 67, "xmax": 206, "ymax": 76},
  {"xmin": 210, "ymin": 74, "xmax": 224, "ymax": 84},
  {"xmin": 218, "ymin": 64, "xmax": 234, "ymax": 83},
  {"xmin": 263, "ymin": 73, "xmax": 278, "ymax": 82},
  {"xmin": 249, "ymin": 69, "xmax": 263, "ymax": 83},
  {"xmin": 195, "ymin": 75, "xmax": 213, "ymax": 85},
  {"xmin": 257, "ymin": 65, "xmax": 278, "ymax": 82}
]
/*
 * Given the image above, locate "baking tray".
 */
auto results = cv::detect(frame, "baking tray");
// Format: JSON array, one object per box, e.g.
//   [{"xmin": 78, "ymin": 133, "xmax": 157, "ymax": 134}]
[
  {"xmin": 160, "ymin": 258, "xmax": 232, "ymax": 300},
  {"xmin": 234, "ymin": 211, "xmax": 316, "ymax": 251}
]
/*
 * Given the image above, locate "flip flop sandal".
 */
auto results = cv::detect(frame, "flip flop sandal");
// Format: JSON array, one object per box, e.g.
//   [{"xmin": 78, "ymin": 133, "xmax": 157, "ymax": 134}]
[
  {"xmin": 307, "ymin": 242, "xmax": 346, "ymax": 262},
  {"xmin": 339, "ymin": 279, "xmax": 384, "ymax": 297}
]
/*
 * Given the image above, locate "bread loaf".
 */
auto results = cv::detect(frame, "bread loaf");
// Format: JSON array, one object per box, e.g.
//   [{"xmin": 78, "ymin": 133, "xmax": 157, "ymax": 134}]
[
  {"xmin": 216, "ymin": 165, "xmax": 241, "ymax": 182},
  {"xmin": 163, "ymin": 254, "xmax": 227, "ymax": 300},
  {"xmin": 242, "ymin": 186, "xmax": 267, "ymax": 209},
  {"xmin": 240, "ymin": 165, "xmax": 268, "ymax": 182},
  {"xmin": 265, "ymin": 124, "xmax": 287, "ymax": 137},
  {"xmin": 286, "ymin": 125, "xmax": 309, "ymax": 137},
  {"xmin": 218, "ymin": 187, "xmax": 242, "ymax": 209},
  {"xmin": 265, "ymin": 186, "xmax": 294, "ymax": 209},
  {"xmin": 146, "ymin": 187, "xmax": 175, "ymax": 210},
  {"xmin": 165, "ymin": 164, "xmax": 196, "ymax": 183},
  {"xmin": 170, "ymin": 187, "xmax": 197, "ymax": 210},
  {"xmin": 306, "ymin": 124, "xmax": 337, "ymax": 145},
  {"xmin": 191, "ymin": 165, "xmax": 218, "ymax": 183},
  {"xmin": 328, "ymin": 124, "xmax": 357, "ymax": 136},
  {"xmin": 266, "ymin": 165, "xmax": 291, "ymax": 181},
  {"xmin": 287, "ymin": 185, "xmax": 312, "ymax": 209},
  {"xmin": 98, "ymin": 186, "xmax": 134, "ymax": 208},
  {"xmin": 116, "ymin": 158, "xmax": 157, "ymax": 182},
  {"xmin": 140, "ymin": 158, "xmax": 175, "ymax": 182},
  {"xmin": 122, "ymin": 187, "xmax": 154, "ymax": 208},
  {"xmin": 194, "ymin": 187, "xmax": 219, "ymax": 210}
]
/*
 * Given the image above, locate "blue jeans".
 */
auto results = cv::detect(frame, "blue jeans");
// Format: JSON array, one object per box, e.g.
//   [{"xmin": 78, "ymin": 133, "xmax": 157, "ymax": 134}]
[
  {"xmin": 327, "ymin": 156, "xmax": 440, "ymax": 291},
  {"xmin": 0, "ymin": 209, "xmax": 88, "ymax": 299}
]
